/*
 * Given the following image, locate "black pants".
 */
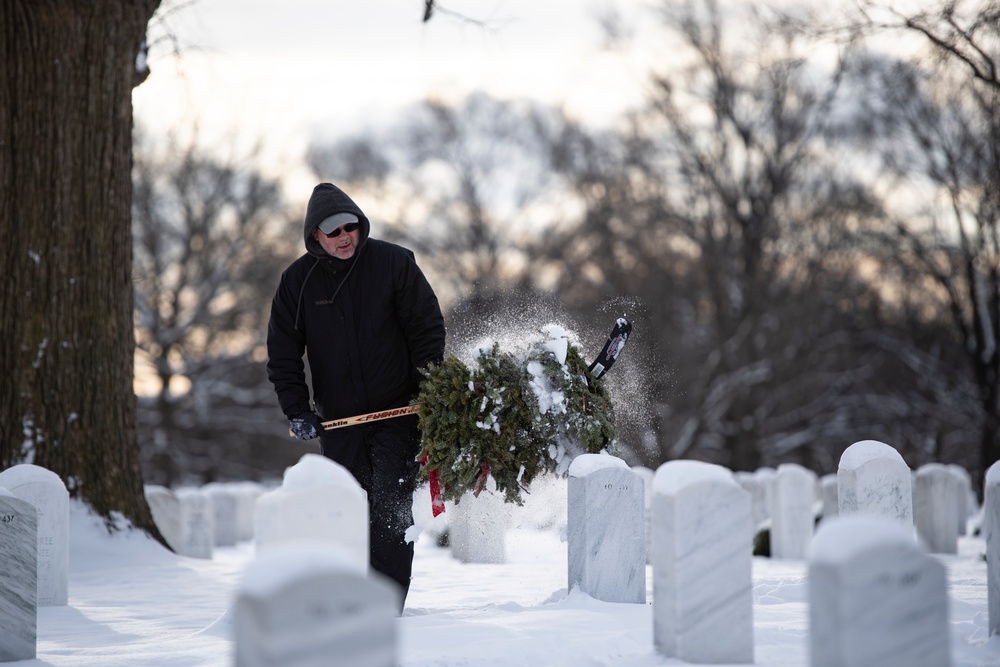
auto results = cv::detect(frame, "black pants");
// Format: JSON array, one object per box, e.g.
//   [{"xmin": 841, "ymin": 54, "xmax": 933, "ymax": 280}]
[{"xmin": 320, "ymin": 419, "xmax": 420, "ymax": 606}]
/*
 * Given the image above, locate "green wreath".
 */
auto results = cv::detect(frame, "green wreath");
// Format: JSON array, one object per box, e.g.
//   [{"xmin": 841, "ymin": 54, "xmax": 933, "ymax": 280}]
[{"xmin": 415, "ymin": 326, "xmax": 619, "ymax": 505}]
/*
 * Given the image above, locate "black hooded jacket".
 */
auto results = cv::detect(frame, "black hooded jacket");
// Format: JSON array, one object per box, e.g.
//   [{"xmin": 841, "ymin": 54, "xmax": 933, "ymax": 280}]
[{"xmin": 266, "ymin": 183, "xmax": 446, "ymax": 436}]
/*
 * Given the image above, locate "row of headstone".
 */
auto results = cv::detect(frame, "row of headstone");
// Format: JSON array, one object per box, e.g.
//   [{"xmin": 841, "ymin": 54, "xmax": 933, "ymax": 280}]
[
  {"xmin": 564, "ymin": 444, "xmax": 960, "ymax": 665},
  {"xmin": 50, "ymin": 439, "xmax": 973, "ymax": 666},
  {"xmin": 146, "ymin": 457, "xmax": 375, "ymax": 560},
  {"xmin": 824, "ymin": 454, "xmax": 1000, "ymax": 648},
  {"xmin": 230, "ymin": 440, "xmax": 978, "ymax": 666},
  {"xmin": 235, "ymin": 452, "xmax": 656, "ymax": 665},
  {"xmin": 558, "ymin": 454, "xmax": 755, "ymax": 662},
  {"xmin": 731, "ymin": 442, "xmax": 977, "ymax": 558},
  {"xmin": 0, "ymin": 454, "xmax": 394, "ymax": 666},
  {"xmin": 145, "ymin": 480, "xmax": 266, "ymax": 559},
  {"xmin": 735, "ymin": 464, "xmax": 826, "ymax": 557}
]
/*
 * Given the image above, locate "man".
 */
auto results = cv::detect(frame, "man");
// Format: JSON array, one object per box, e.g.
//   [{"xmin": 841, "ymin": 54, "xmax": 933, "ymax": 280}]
[{"xmin": 266, "ymin": 182, "xmax": 446, "ymax": 609}]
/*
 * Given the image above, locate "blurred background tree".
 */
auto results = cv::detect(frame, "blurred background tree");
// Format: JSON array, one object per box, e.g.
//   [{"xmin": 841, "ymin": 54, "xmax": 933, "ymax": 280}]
[
  {"xmin": 131, "ymin": 126, "xmax": 308, "ymax": 485},
  {"xmin": 836, "ymin": 0, "xmax": 1000, "ymax": 489},
  {"xmin": 536, "ymin": 0, "xmax": 923, "ymax": 473}
]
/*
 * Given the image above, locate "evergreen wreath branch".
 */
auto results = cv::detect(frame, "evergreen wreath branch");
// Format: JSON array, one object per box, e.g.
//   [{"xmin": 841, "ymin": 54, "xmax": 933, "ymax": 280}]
[{"xmin": 415, "ymin": 326, "xmax": 619, "ymax": 505}]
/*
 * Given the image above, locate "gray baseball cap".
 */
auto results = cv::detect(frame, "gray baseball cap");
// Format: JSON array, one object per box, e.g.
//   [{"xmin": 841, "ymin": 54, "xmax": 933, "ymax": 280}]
[{"xmin": 317, "ymin": 212, "xmax": 359, "ymax": 235}]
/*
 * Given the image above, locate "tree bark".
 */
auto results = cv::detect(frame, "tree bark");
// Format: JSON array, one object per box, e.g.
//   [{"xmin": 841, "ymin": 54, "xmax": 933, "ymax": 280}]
[{"xmin": 1, "ymin": 0, "xmax": 162, "ymax": 534}]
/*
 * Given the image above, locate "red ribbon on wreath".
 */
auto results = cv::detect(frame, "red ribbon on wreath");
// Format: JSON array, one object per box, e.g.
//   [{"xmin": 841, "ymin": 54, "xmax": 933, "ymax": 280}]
[{"xmin": 420, "ymin": 452, "xmax": 446, "ymax": 517}]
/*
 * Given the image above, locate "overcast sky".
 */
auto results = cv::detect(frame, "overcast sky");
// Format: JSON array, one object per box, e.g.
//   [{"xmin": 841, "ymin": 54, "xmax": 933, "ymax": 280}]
[{"xmin": 133, "ymin": 0, "xmax": 661, "ymax": 168}]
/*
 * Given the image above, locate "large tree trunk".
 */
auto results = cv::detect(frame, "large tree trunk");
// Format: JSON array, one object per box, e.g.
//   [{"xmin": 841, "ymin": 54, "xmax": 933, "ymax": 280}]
[{"xmin": 0, "ymin": 0, "xmax": 162, "ymax": 534}]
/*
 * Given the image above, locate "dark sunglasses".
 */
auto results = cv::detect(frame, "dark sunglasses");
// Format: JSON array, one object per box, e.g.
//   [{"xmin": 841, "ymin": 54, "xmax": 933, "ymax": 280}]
[{"xmin": 320, "ymin": 222, "xmax": 360, "ymax": 238}]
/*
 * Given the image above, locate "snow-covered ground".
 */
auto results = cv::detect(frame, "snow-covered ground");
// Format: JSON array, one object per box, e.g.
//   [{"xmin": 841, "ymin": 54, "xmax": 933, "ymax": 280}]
[{"xmin": 16, "ymin": 494, "xmax": 1000, "ymax": 666}]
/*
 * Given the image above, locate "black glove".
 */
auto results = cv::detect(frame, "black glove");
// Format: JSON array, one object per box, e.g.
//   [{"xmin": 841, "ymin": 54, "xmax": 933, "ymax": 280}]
[{"xmin": 289, "ymin": 412, "xmax": 322, "ymax": 441}]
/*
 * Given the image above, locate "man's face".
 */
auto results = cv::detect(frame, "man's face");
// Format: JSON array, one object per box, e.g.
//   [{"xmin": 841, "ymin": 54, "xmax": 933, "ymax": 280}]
[{"xmin": 313, "ymin": 222, "xmax": 360, "ymax": 260}]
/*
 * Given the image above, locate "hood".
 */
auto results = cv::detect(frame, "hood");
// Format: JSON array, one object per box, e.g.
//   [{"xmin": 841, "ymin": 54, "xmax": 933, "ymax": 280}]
[{"xmin": 302, "ymin": 183, "xmax": 371, "ymax": 257}]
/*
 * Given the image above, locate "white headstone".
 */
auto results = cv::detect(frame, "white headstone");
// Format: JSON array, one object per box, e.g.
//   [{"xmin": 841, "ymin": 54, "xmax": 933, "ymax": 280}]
[
  {"xmin": 838, "ymin": 440, "xmax": 913, "ymax": 525},
  {"xmin": 233, "ymin": 541, "xmax": 398, "ymax": 667},
  {"xmin": 984, "ymin": 468, "xmax": 998, "ymax": 545},
  {"xmin": 735, "ymin": 471, "xmax": 766, "ymax": 534},
  {"xmin": 567, "ymin": 454, "xmax": 646, "ymax": 604},
  {"xmin": 232, "ymin": 482, "xmax": 265, "ymax": 542},
  {"xmin": 809, "ymin": 515, "xmax": 951, "ymax": 667},
  {"xmin": 145, "ymin": 485, "xmax": 183, "ymax": 553},
  {"xmin": 0, "ymin": 489, "xmax": 37, "ymax": 662},
  {"xmin": 946, "ymin": 464, "xmax": 972, "ymax": 536},
  {"xmin": 770, "ymin": 463, "xmax": 817, "ymax": 559},
  {"xmin": 0, "ymin": 464, "xmax": 69, "ymax": 606},
  {"xmin": 985, "ymin": 461, "xmax": 1000, "ymax": 636},
  {"xmin": 254, "ymin": 454, "xmax": 368, "ymax": 571},
  {"xmin": 652, "ymin": 460, "xmax": 754, "ymax": 663},
  {"xmin": 204, "ymin": 483, "xmax": 239, "ymax": 547},
  {"xmin": 820, "ymin": 473, "xmax": 839, "ymax": 522},
  {"xmin": 633, "ymin": 465, "xmax": 655, "ymax": 563},
  {"xmin": 176, "ymin": 487, "xmax": 214, "ymax": 559},
  {"xmin": 755, "ymin": 467, "xmax": 776, "ymax": 526},
  {"xmin": 914, "ymin": 463, "xmax": 959, "ymax": 554},
  {"xmin": 449, "ymin": 475, "xmax": 509, "ymax": 565}
]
